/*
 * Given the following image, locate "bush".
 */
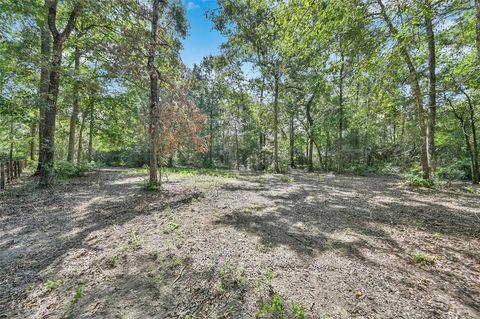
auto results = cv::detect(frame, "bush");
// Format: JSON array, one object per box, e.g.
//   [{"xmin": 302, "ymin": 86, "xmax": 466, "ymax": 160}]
[
  {"xmin": 55, "ymin": 161, "xmax": 96, "ymax": 178},
  {"xmin": 404, "ymin": 174, "xmax": 435, "ymax": 188},
  {"xmin": 436, "ymin": 159, "xmax": 471, "ymax": 180}
]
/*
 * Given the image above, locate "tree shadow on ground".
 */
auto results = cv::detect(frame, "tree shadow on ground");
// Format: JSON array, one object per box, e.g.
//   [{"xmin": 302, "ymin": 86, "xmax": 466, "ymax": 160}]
[
  {"xmin": 217, "ymin": 172, "xmax": 480, "ymax": 316},
  {"xmin": 0, "ymin": 169, "xmax": 203, "ymax": 317}
]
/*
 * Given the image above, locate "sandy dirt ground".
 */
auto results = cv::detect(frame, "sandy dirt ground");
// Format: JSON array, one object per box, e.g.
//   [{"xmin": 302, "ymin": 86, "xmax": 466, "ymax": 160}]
[{"xmin": 1, "ymin": 168, "xmax": 479, "ymax": 319}]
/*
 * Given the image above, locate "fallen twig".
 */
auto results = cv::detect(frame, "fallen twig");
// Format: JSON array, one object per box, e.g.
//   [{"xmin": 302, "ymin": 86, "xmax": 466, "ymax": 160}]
[{"xmin": 170, "ymin": 265, "xmax": 187, "ymax": 286}]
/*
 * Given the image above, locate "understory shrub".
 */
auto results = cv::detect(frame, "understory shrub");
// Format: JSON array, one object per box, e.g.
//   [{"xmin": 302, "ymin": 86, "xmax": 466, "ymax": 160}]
[
  {"xmin": 55, "ymin": 161, "xmax": 96, "ymax": 178},
  {"xmin": 404, "ymin": 174, "xmax": 435, "ymax": 188}
]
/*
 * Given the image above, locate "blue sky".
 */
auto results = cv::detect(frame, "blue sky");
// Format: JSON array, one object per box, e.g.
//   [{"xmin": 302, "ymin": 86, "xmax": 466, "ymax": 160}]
[{"xmin": 181, "ymin": 0, "xmax": 225, "ymax": 68}]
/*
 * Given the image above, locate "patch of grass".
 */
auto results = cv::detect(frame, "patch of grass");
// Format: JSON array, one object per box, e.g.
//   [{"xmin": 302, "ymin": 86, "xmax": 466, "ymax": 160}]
[
  {"xmin": 68, "ymin": 286, "xmax": 84, "ymax": 312},
  {"xmin": 413, "ymin": 253, "xmax": 434, "ymax": 265},
  {"xmin": 143, "ymin": 178, "xmax": 161, "ymax": 191},
  {"xmin": 291, "ymin": 303, "xmax": 306, "ymax": 319},
  {"xmin": 107, "ymin": 255, "xmax": 119, "ymax": 268},
  {"xmin": 219, "ymin": 265, "xmax": 246, "ymax": 290},
  {"xmin": 465, "ymin": 186, "xmax": 480, "ymax": 195},
  {"xmin": 415, "ymin": 221, "xmax": 424, "ymax": 230},
  {"xmin": 166, "ymin": 222, "xmax": 180, "ymax": 232},
  {"xmin": 280, "ymin": 175, "xmax": 294, "ymax": 183},
  {"xmin": 259, "ymin": 293, "xmax": 285, "ymax": 317},
  {"xmin": 265, "ymin": 269, "xmax": 274, "ymax": 284},
  {"xmin": 163, "ymin": 167, "xmax": 239, "ymax": 178},
  {"xmin": 147, "ymin": 273, "xmax": 163, "ymax": 292},
  {"xmin": 432, "ymin": 232, "xmax": 442, "ymax": 240},
  {"xmin": 122, "ymin": 228, "xmax": 143, "ymax": 251},
  {"xmin": 24, "ymin": 284, "xmax": 34, "ymax": 296},
  {"xmin": 46, "ymin": 279, "xmax": 64, "ymax": 290},
  {"xmin": 255, "ymin": 271, "xmax": 308, "ymax": 319}
]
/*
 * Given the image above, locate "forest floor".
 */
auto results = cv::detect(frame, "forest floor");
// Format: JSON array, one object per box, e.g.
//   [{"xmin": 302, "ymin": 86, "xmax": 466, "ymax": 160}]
[{"xmin": 1, "ymin": 168, "xmax": 479, "ymax": 319}]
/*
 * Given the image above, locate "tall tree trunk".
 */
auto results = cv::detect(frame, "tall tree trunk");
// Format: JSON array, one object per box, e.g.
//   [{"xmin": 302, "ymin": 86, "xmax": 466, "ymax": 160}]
[
  {"xmin": 147, "ymin": 0, "xmax": 161, "ymax": 184},
  {"xmin": 273, "ymin": 71, "xmax": 280, "ymax": 173},
  {"xmin": 476, "ymin": 0, "xmax": 480, "ymax": 64},
  {"xmin": 289, "ymin": 112, "xmax": 295, "ymax": 168},
  {"xmin": 87, "ymin": 100, "xmax": 94, "ymax": 162},
  {"xmin": 77, "ymin": 112, "xmax": 85, "ymax": 165},
  {"xmin": 39, "ymin": 0, "xmax": 80, "ymax": 186},
  {"xmin": 36, "ymin": 1, "xmax": 52, "ymax": 174},
  {"xmin": 459, "ymin": 89, "xmax": 479, "ymax": 184},
  {"xmin": 377, "ymin": 0, "xmax": 430, "ymax": 179},
  {"xmin": 447, "ymin": 98, "xmax": 478, "ymax": 184},
  {"xmin": 67, "ymin": 46, "xmax": 81, "ymax": 162},
  {"xmin": 305, "ymin": 93, "xmax": 316, "ymax": 172},
  {"xmin": 30, "ymin": 122, "xmax": 36, "ymax": 161},
  {"xmin": 337, "ymin": 51, "xmax": 345, "ymax": 172},
  {"xmin": 258, "ymin": 76, "xmax": 266, "ymax": 171},
  {"xmin": 209, "ymin": 107, "xmax": 214, "ymax": 167},
  {"xmin": 425, "ymin": 1, "xmax": 437, "ymax": 176}
]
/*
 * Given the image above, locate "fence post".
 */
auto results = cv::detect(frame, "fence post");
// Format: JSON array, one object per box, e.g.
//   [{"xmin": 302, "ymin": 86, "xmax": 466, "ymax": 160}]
[
  {"xmin": 1, "ymin": 163, "xmax": 5, "ymax": 189},
  {"xmin": 19, "ymin": 160, "xmax": 23, "ymax": 175}
]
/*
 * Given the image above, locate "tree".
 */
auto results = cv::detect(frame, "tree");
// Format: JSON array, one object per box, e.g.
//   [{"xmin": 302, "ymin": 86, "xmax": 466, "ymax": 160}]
[{"xmin": 39, "ymin": 0, "xmax": 81, "ymax": 186}]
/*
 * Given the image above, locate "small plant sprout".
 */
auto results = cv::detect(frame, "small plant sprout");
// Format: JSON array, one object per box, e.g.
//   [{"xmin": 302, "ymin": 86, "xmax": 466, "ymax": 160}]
[
  {"xmin": 291, "ymin": 303, "xmax": 306, "ymax": 319},
  {"xmin": 147, "ymin": 273, "xmax": 163, "ymax": 292},
  {"xmin": 68, "ymin": 285, "xmax": 85, "ymax": 312},
  {"xmin": 432, "ymin": 232, "xmax": 442, "ymax": 240},
  {"xmin": 166, "ymin": 222, "xmax": 180, "ymax": 232},
  {"xmin": 46, "ymin": 279, "xmax": 64, "ymax": 290},
  {"xmin": 413, "ymin": 253, "xmax": 434, "ymax": 265},
  {"xmin": 143, "ymin": 178, "xmax": 161, "ymax": 191},
  {"xmin": 280, "ymin": 175, "xmax": 294, "ymax": 183},
  {"xmin": 265, "ymin": 269, "xmax": 274, "ymax": 284},
  {"xmin": 107, "ymin": 255, "xmax": 119, "ymax": 268}
]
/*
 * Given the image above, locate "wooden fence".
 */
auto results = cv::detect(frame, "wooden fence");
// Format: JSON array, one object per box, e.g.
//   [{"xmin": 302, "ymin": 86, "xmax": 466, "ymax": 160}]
[{"xmin": 0, "ymin": 159, "xmax": 27, "ymax": 189}]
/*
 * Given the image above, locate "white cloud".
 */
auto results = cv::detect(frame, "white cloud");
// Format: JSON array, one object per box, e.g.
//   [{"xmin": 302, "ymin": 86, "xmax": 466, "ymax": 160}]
[{"xmin": 186, "ymin": 1, "xmax": 200, "ymax": 10}]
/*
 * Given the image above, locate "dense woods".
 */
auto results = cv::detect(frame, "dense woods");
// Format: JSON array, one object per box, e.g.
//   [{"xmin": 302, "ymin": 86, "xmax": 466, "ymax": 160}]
[
  {"xmin": 1, "ymin": 0, "xmax": 479, "ymax": 185},
  {"xmin": 2, "ymin": 1, "xmax": 480, "ymax": 318}
]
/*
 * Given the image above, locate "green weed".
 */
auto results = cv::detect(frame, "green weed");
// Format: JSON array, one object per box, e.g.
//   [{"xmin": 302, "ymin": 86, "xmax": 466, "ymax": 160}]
[
  {"xmin": 405, "ymin": 175, "xmax": 435, "ymax": 188},
  {"xmin": 68, "ymin": 286, "xmax": 84, "ymax": 312},
  {"xmin": 432, "ymin": 232, "xmax": 442, "ymax": 240},
  {"xmin": 219, "ymin": 265, "xmax": 246, "ymax": 290},
  {"xmin": 143, "ymin": 178, "xmax": 161, "ymax": 191},
  {"xmin": 147, "ymin": 273, "xmax": 163, "ymax": 292},
  {"xmin": 166, "ymin": 222, "xmax": 180, "ymax": 232},
  {"xmin": 107, "ymin": 255, "xmax": 119, "ymax": 268},
  {"xmin": 46, "ymin": 279, "xmax": 64, "ymax": 290},
  {"xmin": 280, "ymin": 176, "xmax": 294, "ymax": 183},
  {"xmin": 413, "ymin": 253, "xmax": 434, "ymax": 265}
]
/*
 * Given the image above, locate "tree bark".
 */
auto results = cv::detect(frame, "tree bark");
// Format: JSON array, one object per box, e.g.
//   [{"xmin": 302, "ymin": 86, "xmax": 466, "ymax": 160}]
[
  {"xmin": 476, "ymin": 0, "xmax": 480, "ymax": 64},
  {"xmin": 209, "ymin": 106, "xmax": 214, "ymax": 167},
  {"xmin": 377, "ymin": 0, "xmax": 430, "ymax": 179},
  {"xmin": 447, "ymin": 98, "xmax": 478, "ymax": 184},
  {"xmin": 30, "ymin": 122, "xmax": 36, "ymax": 161},
  {"xmin": 67, "ymin": 46, "xmax": 81, "ymax": 162},
  {"xmin": 459, "ymin": 89, "xmax": 479, "ymax": 184},
  {"xmin": 36, "ymin": 0, "xmax": 52, "ymax": 174},
  {"xmin": 305, "ymin": 93, "xmax": 316, "ymax": 172},
  {"xmin": 337, "ymin": 51, "xmax": 345, "ymax": 172},
  {"xmin": 258, "ymin": 76, "xmax": 266, "ymax": 171},
  {"xmin": 147, "ymin": 0, "xmax": 161, "ymax": 184},
  {"xmin": 87, "ymin": 102, "xmax": 94, "ymax": 163},
  {"xmin": 77, "ymin": 112, "xmax": 85, "ymax": 165},
  {"xmin": 289, "ymin": 112, "xmax": 295, "ymax": 168},
  {"xmin": 273, "ymin": 71, "xmax": 280, "ymax": 173},
  {"xmin": 425, "ymin": 0, "xmax": 437, "ymax": 176},
  {"xmin": 39, "ymin": 0, "xmax": 80, "ymax": 186}
]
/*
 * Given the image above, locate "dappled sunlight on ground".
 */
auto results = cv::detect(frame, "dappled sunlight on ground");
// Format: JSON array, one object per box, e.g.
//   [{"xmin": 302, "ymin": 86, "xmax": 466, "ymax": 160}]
[{"xmin": 1, "ymin": 168, "xmax": 479, "ymax": 318}]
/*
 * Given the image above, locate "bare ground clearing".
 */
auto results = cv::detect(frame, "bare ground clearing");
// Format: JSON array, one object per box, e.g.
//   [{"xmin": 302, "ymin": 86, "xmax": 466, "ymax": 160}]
[{"xmin": 1, "ymin": 168, "xmax": 479, "ymax": 318}]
